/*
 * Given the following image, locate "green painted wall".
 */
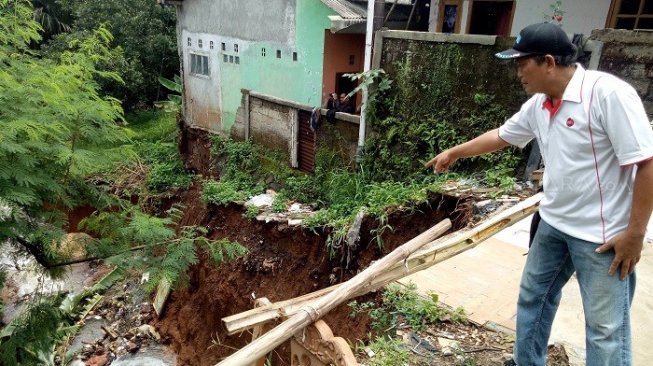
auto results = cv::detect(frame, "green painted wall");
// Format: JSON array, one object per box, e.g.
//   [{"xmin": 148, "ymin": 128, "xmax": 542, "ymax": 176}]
[{"xmin": 220, "ymin": 0, "xmax": 334, "ymax": 131}]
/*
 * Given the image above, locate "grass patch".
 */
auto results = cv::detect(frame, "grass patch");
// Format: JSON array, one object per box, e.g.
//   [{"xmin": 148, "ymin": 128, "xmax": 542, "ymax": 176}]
[
  {"xmin": 89, "ymin": 110, "xmax": 193, "ymax": 198},
  {"xmin": 202, "ymin": 136, "xmax": 466, "ymax": 260},
  {"xmin": 349, "ymin": 282, "xmax": 466, "ymax": 333}
]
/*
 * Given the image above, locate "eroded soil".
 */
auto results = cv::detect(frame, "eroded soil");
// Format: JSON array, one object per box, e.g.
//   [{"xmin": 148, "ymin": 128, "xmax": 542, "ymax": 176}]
[{"xmin": 155, "ymin": 180, "xmax": 469, "ymax": 365}]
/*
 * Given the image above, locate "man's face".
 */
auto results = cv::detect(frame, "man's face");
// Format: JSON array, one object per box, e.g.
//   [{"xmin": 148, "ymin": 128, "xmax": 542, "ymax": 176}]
[{"xmin": 516, "ymin": 57, "xmax": 548, "ymax": 95}]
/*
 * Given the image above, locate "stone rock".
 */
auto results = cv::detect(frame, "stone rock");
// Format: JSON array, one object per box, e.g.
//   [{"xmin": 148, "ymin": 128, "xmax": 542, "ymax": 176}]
[
  {"xmin": 287, "ymin": 218, "xmax": 303, "ymax": 226},
  {"xmin": 131, "ymin": 324, "xmax": 161, "ymax": 341},
  {"xmin": 437, "ymin": 337, "xmax": 461, "ymax": 356},
  {"xmin": 126, "ymin": 341, "xmax": 140, "ymax": 353},
  {"xmin": 86, "ymin": 353, "xmax": 108, "ymax": 366}
]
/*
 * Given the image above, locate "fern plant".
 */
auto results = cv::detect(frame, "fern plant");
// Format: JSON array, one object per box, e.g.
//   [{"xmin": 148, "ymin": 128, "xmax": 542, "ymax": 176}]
[
  {"xmin": 0, "ymin": 0, "xmax": 128, "ymax": 268},
  {"xmin": 80, "ymin": 204, "xmax": 248, "ymax": 292}
]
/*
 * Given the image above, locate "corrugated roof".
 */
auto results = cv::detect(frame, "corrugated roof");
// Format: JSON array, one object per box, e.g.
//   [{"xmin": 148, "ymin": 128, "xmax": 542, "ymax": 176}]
[
  {"xmin": 321, "ymin": 0, "xmax": 414, "ymax": 20},
  {"xmin": 322, "ymin": 0, "xmax": 415, "ymax": 33},
  {"xmin": 320, "ymin": 0, "xmax": 366, "ymax": 19}
]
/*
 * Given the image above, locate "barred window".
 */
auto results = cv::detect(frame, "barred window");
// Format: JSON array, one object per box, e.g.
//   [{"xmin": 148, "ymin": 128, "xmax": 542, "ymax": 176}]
[{"xmin": 190, "ymin": 53, "xmax": 209, "ymax": 76}]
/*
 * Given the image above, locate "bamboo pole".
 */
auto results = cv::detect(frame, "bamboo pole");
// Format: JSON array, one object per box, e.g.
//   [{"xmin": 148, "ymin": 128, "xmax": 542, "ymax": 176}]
[
  {"xmin": 222, "ymin": 193, "xmax": 542, "ymax": 335},
  {"xmin": 216, "ymin": 219, "xmax": 452, "ymax": 365}
]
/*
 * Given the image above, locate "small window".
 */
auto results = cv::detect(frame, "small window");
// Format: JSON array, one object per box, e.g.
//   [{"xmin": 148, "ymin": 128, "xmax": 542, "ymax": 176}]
[
  {"xmin": 234, "ymin": 44, "xmax": 239, "ymax": 53},
  {"xmin": 198, "ymin": 39, "xmax": 203, "ymax": 48},
  {"xmin": 229, "ymin": 55, "xmax": 234, "ymax": 63},
  {"xmin": 261, "ymin": 48, "xmax": 266, "ymax": 56},
  {"xmin": 349, "ymin": 55, "xmax": 355, "ymax": 65},
  {"xmin": 221, "ymin": 42, "xmax": 226, "ymax": 51},
  {"xmin": 210, "ymin": 41, "xmax": 214, "ymax": 49},
  {"xmin": 276, "ymin": 50, "xmax": 281, "ymax": 58},
  {"xmin": 293, "ymin": 52, "xmax": 298, "ymax": 61},
  {"xmin": 187, "ymin": 37, "xmax": 191, "ymax": 46},
  {"xmin": 190, "ymin": 53, "xmax": 210, "ymax": 76},
  {"xmin": 235, "ymin": 56, "xmax": 240, "ymax": 64},
  {"xmin": 223, "ymin": 54, "xmax": 228, "ymax": 63}
]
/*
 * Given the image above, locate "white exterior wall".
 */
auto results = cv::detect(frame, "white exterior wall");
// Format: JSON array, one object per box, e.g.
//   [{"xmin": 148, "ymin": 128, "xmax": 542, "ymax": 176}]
[
  {"xmin": 429, "ymin": 0, "xmax": 614, "ymax": 36},
  {"xmin": 512, "ymin": 0, "xmax": 612, "ymax": 36}
]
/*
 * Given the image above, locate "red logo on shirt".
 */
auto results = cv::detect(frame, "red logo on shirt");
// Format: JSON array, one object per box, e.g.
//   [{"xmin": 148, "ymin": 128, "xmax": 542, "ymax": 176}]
[{"xmin": 566, "ymin": 118, "xmax": 575, "ymax": 127}]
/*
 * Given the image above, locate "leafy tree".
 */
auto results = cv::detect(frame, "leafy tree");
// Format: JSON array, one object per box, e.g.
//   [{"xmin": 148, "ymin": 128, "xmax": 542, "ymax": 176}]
[
  {"xmin": 31, "ymin": 0, "xmax": 72, "ymax": 40},
  {"xmin": 0, "ymin": 3, "xmax": 244, "ymax": 362},
  {"xmin": 0, "ymin": 0, "xmax": 127, "ymax": 268},
  {"xmin": 45, "ymin": 0, "xmax": 179, "ymax": 109}
]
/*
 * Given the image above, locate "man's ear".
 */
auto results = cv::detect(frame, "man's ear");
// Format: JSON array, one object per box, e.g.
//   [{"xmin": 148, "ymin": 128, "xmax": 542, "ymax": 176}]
[{"xmin": 545, "ymin": 54, "xmax": 557, "ymax": 70}]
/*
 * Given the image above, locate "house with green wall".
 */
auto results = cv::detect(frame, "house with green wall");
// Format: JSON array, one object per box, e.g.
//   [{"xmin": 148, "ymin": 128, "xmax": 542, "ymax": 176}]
[{"xmin": 159, "ymin": 0, "xmax": 418, "ymax": 135}]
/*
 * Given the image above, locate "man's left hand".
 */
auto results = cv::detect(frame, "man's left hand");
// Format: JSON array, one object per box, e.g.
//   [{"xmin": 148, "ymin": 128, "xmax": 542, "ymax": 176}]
[{"xmin": 595, "ymin": 231, "xmax": 644, "ymax": 280}]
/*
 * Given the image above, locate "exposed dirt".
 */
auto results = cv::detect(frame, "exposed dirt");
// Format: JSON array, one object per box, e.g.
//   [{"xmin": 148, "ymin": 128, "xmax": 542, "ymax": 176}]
[
  {"xmin": 152, "ymin": 127, "xmax": 569, "ymax": 366},
  {"xmin": 155, "ymin": 181, "xmax": 469, "ymax": 365}
]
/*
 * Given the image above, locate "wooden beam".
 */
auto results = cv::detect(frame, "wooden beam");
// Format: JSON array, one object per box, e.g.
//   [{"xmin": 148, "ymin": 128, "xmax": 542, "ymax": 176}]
[
  {"xmin": 216, "ymin": 219, "xmax": 452, "ymax": 365},
  {"xmin": 222, "ymin": 193, "xmax": 542, "ymax": 335}
]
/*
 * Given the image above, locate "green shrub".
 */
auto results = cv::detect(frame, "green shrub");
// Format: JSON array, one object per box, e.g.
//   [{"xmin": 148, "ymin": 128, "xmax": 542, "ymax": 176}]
[
  {"xmin": 202, "ymin": 180, "xmax": 251, "ymax": 206},
  {"xmin": 349, "ymin": 282, "xmax": 467, "ymax": 333},
  {"xmin": 243, "ymin": 205, "xmax": 259, "ymax": 220}
]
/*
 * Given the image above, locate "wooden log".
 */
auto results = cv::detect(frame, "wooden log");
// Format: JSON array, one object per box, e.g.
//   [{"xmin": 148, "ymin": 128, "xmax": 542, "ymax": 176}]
[
  {"xmin": 222, "ymin": 193, "xmax": 542, "ymax": 335},
  {"xmin": 250, "ymin": 298, "xmax": 272, "ymax": 366},
  {"xmin": 216, "ymin": 219, "xmax": 452, "ymax": 365}
]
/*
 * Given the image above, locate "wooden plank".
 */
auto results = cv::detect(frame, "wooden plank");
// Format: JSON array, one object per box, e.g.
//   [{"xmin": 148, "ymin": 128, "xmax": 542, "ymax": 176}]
[
  {"xmin": 216, "ymin": 219, "xmax": 452, "ymax": 365},
  {"xmin": 222, "ymin": 193, "xmax": 542, "ymax": 335},
  {"xmin": 153, "ymin": 278, "xmax": 171, "ymax": 317}
]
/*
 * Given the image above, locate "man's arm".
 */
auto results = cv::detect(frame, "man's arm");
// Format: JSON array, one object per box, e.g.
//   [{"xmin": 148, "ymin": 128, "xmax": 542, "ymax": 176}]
[
  {"xmin": 597, "ymin": 158, "xmax": 653, "ymax": 280},
  {"xmin": 425, "ymin": 128, "xmax": 510, "ymax": 172}
]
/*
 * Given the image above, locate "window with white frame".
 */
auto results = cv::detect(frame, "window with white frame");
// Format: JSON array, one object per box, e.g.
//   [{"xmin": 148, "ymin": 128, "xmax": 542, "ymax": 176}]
[{"xmin": 190, "ymin": 53, "xmax": 209, "ymax": 76}]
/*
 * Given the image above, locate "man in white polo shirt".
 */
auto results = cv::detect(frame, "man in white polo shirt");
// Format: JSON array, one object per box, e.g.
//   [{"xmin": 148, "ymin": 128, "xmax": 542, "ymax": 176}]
[{"xmin": 425, "ymin": 22, "xmax": 653, "ymax": 366}]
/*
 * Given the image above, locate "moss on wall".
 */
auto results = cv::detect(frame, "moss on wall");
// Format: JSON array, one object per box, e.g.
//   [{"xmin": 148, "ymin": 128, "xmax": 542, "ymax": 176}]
[
  {"xmin": 590, "ymin": 29, "xmax": 653, "ymax": 119},
  {"xmin": 364, "ymin": 36, "xmax": 529, "ymax": 180}
]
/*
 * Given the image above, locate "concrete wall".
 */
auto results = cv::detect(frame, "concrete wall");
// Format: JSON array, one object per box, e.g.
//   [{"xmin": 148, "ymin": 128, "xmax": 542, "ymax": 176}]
[
  {"xmin": 591, "ymin": 29, "xmax": 653, "ymax": 119},
  {"xmin": 231, "ymin": 91, "xmax": 360, "ymax": 164},
  {"xmin": 249, "ymin": 96, "xmax": 297, "ymax": 156},
  {"xmin": 176, "ymin": 0, "xmax": 297, "ymax": 43},
  {"xmin": 177, "ymin": 0, "xmax": 334, "ymax": 133}
]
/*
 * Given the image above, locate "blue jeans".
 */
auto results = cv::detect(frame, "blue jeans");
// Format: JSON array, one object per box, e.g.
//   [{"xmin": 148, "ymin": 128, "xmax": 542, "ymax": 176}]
[{"xmin": 514, "ymin": 219, "xmax": 635, "ymax": 366}]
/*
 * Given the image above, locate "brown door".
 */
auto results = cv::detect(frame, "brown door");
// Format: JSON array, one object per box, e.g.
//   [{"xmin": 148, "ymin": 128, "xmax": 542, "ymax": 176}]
[{"xmin": 297, "ymin": 110, "xmax": 316, "ymax": 173}]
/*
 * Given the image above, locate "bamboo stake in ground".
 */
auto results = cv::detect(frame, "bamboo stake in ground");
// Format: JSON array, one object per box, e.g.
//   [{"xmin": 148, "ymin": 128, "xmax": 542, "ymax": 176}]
[
  {"xmin": 222, "ymin": 192, "xmax": 542, "ymax": 335},
  {"xmin": 216, "ymin": 219, "xmax": 452, "ymax": 366}
]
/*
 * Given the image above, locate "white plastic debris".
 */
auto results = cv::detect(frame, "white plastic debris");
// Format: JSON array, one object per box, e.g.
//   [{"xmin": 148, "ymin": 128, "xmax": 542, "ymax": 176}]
[{"xmin": 245, "ymin": 193, "xmax": 275, "ymax": 208}]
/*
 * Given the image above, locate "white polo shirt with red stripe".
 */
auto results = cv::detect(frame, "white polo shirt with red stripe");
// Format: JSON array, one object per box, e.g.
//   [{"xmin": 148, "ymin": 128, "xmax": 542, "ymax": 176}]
[{"xmin": 499, "ymin": 64, "xmax": 653, "ymax": 244}]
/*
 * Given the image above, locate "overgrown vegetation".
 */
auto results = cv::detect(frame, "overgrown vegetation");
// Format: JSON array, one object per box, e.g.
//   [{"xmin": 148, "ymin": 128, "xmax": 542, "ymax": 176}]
[
  {"xmin": 349, "ymin": 282, "xmax": 466, "ymax": 333},
  {"xmin": 0, "ymin": 3, "xmax": 244, "ymax": 363},
  {"xmin": 202, "ymin": 135, "xmax": 458, "ymax": 261},
  {"xmin": 357, "ymin": 336, "xmax": 411, "ymax": 366},
  {"xmin": 80, "ymin": 206, "xmax": 247, "ymax": 293},
  {"xmin": 198, "ymin": 58, "xmax": 526, "ymax": 262},
  {"xmin": 350, "ymin": 283, "xmax": 470, "ymax": 366},
  {"xmin": 96, "ymin": 110, "xmax": 193, "ymax": 202},
  {"xmin": 39, "ymin": 0, "xmax": 179, "ymax": 109},
  {"xmin": 364, "ymin": 43, "xmax": 526, "ymax": 184}
]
